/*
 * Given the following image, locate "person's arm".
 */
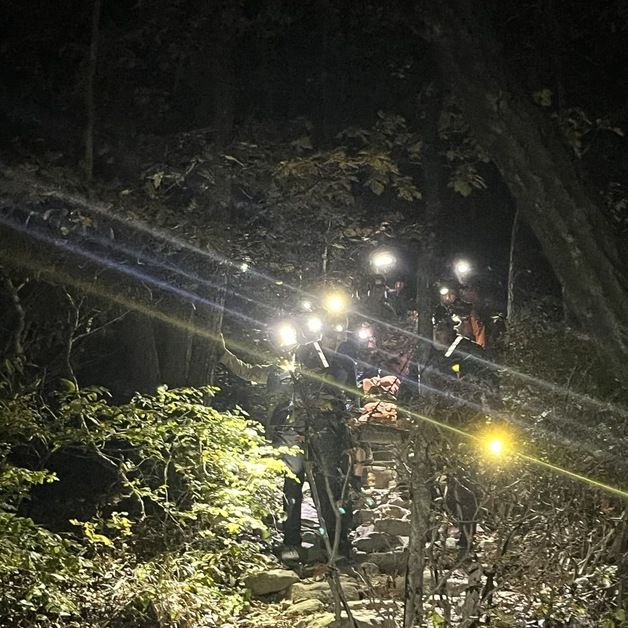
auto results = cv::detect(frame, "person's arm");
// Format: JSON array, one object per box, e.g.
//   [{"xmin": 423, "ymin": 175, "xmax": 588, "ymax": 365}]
[{"xmin": 219, "ymin": 347, "xmax": 273, "ymax": 385}]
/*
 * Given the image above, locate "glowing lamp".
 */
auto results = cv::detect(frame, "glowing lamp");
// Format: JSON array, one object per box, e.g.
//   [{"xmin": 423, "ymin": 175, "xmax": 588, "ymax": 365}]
[
  {"xmin": 487, "ymin": 438, "xmax": 504, "ymax": 456},
  {"xmin": 358, "ymin": 327, "xmax": 370, "ymax": 340},
  {"xmin": 323, "ymin": 291, "xmax": 349, "ymax": 314},
  {"xmin": 239, "ymin": 262, "xmax": 249, "ymax": 272},
  {"xmin": 370, "ymin": 249, "xmax": 397, "ymax": 272},
  {"xmin": 439, "ymin": 286, "xmax": 450, "ymax": 296},
  {"xmin": 334, "ymin": 324, "xmax": 344, "ymax": 332},
  {"xmin": 305, "ymin": 316, "xmax": 323, "ymax": 334},
  {"xmin": 455, "ymin": 259, "xmax": 472, "ymax": 276},
  {"xmin": 480, "ymin": 428, "xmax": 513, "ymax": 460},
  {"xmin": 275, "ymin": 322, "xmax": 298, "ymax": 348},
  {"xmin": 301, "ymin": 300, "xmax": 313, "ymax": 311}
]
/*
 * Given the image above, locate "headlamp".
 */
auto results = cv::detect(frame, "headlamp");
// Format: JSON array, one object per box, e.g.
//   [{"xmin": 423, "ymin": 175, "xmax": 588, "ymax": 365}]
[
  {"xmin": 305, "ymin": 315, "xmax": 323, "ymax": 334},
  {"xmin": 479, "ymin": 426, "xmax": 514, "ymax": 460},
  {"xmin": 357, "ymin": 324, "xmax": 373, "ymax": 343},
  {"xmin": 454, "ymin": 259, "xmax": 472, "ymax": 277},
  {"xmin": 301, "ymin": 300, "xmax": 313, "ymax": 311},
  {"xmin": 273, "ymin": 321, "xmax": 298, "ymax": 349},
  {"xmin": 323, "ymin": 291, "xmax": 349, "ymax": 315},
  {"xmin": 370, "ymin": 248, "xmax": 397, "ymax": 273},
  {"xmin": 439, "ymin": 286, "xmax": 450, "ymax": 296}
]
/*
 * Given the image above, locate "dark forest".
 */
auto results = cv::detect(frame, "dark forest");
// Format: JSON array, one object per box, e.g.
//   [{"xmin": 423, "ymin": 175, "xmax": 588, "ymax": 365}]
[{"xmin": 0, "ymin": 1, "xmax": 627, "ymax": 626}]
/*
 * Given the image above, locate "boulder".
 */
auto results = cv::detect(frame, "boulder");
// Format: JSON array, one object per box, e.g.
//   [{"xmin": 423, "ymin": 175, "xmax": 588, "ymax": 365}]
[
  {"xmin": 373, "ymin": 504, "xmax": 410, "ymax": 519},
  {"xmin": 244, "ymin": 568, "xmax": 300, "ymax": 596},
  {"xmin": 353, "ymin": 532, "xmax": 402, "ymax": 553},
  {"xmin": 355, "ymin": 549, "xmax": 408, "ymax": 573},
  {"xmin": 285, "ymin": 598, "xmax": 326, "ymax": 616},
  {"xmin": 296, "ymin": 609, "xmax": 396, "ymax": 628},
  {"xmin": 366, "ymin": 467, "xmax": 396, "ymax": 489},
  {"xmin": 355, "ymin": 509, "xmax": 375, "ymax": 524},
  {"xmin": 373, "ymin": 518, "xmax": 411, "ymax": 536},
  {"xmin": 291, "ymin": 578, "xmax": 360, "ymax": 604}
]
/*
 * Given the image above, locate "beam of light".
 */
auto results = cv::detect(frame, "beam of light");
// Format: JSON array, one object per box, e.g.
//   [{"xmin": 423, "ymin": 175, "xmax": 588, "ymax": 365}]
[
  {"xmin": 7, "ymin": 211, "xmax": 622, "ymax": 456},
  {"xmin": 0, "ymin": 217, "xmax": 262, "ymax": 329},
  {"xmin": 351, "ymin": 309, "xmax": 628, "ymax": 420},
  {"xmin": 2, "ymin": 178, "xmax": 624, "ymax": 419},
  {"xmin": 3, "ymin": 232, "xmax": 625, "ymax": 500},
  {"xmin": 5, "ymin": 212, "xmax": 278, "ymax": 317},
  {"xmin": 14, "ymin": 182, "xmax": 314, "ymax": 298},
  {"xmin": 6, "ymin": 184, "xmax": 625, "ymax": 422},
  {"xmin": 298, "ymin": 367, "xmax": 628, "ymax": 499},
  {"xmin": 4, "ymin": 187, "xmax": 627, "ymax": 438},
  {"xmin": 516, "ymin": 453, "xmax": 628, "ymax": 499}
]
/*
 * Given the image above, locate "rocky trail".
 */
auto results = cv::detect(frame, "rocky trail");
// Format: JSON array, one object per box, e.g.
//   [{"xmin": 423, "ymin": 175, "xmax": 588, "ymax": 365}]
[{"xmin": 238, "ymin": 424, "xmax": 507, "ymax": 628}]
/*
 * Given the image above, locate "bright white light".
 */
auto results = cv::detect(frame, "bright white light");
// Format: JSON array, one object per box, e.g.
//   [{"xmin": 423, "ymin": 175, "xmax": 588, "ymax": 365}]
[
  {"xmin": 334, "ymin": 324, "xmax": 344, "ymax": 332},
  {"xmin": 276, "ymin": 322, "xmax": 297, "ymax": 347},
  {"xmin": 239, "ymin": 262, "xmax": 249, "ymax": 272},
  {"xmin": 439, "ymin": 286, "xmax": 450, "ymax": 296},
  {"xmin": 306, "ymin": 316, "xmax": 323, "ymax": 334},
  {"xmin": 371, "ymin": 250, "xmax": 396, "ymax": 271},
  {"xmin": 455, "ymin": 259, "xmax": 471, "ymax": 275},
  {"xmin": 324, "ymin": 292, "xmax": 348, "ymax": 314},
  {"xmin": 301, "ymin": 300, "xmax": 313, "ymax": 311},
  {"xmin": 358, "ymin": 328, "xmax": 370, "ymax": 340}
]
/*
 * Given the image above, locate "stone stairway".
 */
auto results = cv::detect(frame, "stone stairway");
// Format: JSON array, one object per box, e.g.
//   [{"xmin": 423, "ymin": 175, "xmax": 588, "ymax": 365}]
[{"xmin": 240, "ymin": 423, "xmax": 501, "ymax": 627}]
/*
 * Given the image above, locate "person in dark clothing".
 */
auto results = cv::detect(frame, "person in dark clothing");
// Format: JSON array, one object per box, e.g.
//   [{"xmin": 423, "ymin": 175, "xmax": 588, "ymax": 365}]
[{"xmin": 218, "ymin": 333, "xmax": 355, "ymax": 562}]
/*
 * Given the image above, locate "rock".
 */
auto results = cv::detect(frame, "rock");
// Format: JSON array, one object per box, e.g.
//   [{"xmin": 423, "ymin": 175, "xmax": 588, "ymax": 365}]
[
  {"xmin": 445, "ymin": 536, "xmax": 458, "ymax": 549},
  {"xmin": 353, "ymin": 532, "xmax": 403, "ymax": 553},
  {"xmin": 244, "ymin": 568, "xmax": 300, "ymax": 596},
  {"xmin": 296, "ymin": 610, "xmax": 395, "ymax": 628},
  {"xmin": 291, "ymin": 578, "xmax": 360, "ymax": 604},
  {"xmin": 373, "ymin": 518, "xmax": 411, "ymax": 536},
  {"xmin": 367, "ymin": 467, "xmax": 396, "ymax": 489},
  {"xmin": 355, "ymin": 522, "xmax": 375, "ymax": 537},
  {"xmin": 285, "ymin": 598, "xmax": 326, "ymax": 616},
  {"xmin": 355, "ymin": 509, "xmax": 375, "ymax": 524},
  {"xmin": 388, "ymin": 497, "xmax": 409, "ymax": 508},
  {"xmin": 357, "ymin": 562, "xmax": 379, "ymax": 576},
  {"xmin": 358, "ymin": 424, "xmax": 406, "ymax": 444},
  {"xmin": 373, "ymin": 504, "xmax": 410, "ymax": 519},
  {"xmin": 302, "ymin": 543, "xmax": 327, "ymax": 564},
  {"xmin": 356, "ymin": 549, "xmax": 408, "ymax": 573}
]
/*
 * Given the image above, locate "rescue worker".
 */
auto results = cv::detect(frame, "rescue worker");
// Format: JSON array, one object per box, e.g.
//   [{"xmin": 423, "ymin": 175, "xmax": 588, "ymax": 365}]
[{"xmin": 217, "ymin": 332, "xmax": 355, "ymax": 563}]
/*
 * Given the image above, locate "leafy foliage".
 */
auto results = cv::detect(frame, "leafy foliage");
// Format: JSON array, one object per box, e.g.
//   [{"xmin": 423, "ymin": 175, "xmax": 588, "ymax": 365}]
[{"xmin": 0, "ymin": 384, "xmax": 285, "ymax": 627}]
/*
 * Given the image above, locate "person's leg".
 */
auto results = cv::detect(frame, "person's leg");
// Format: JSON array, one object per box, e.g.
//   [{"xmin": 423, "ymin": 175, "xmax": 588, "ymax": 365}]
[{"xmin": 282, "ymin": 450, "xmax": 305, "ymax": 547}]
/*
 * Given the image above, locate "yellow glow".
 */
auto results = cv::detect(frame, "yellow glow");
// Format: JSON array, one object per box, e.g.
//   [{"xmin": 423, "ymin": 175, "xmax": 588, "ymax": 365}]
[
  {"xmin": 451, "ymin": 363, "xmax": 460, "ymax": 373},
  {"xmin": 323, "ymin": 291, "xmax": 349, "ymax": 314},
  {"xmin": 481, "ymin": 428, "xmax": 513, "ymax": 459},
  {"xmin": 279, "ymin": 357, "xmax": 296, "ymax": 372}
]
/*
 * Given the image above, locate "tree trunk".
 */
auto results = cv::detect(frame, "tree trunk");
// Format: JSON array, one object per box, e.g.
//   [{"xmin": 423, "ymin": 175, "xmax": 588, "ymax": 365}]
[
  {"xmin": 122, "ymin": 313, "xmax": 160, "ymax": 394},
  {"xmin": 403, "ymin": 438, "xmax": 431, "ymax": 627},
  {"xmin": 84, "ymin": 0, "xmax": 102, "ymax": 184},
  {"xmin": 423, "ymin": 1, "xmax": 628, "ymax": 374},
  {"xmin": 506, "ymin": 206, "xmax": 519, "ymax": 321}
]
